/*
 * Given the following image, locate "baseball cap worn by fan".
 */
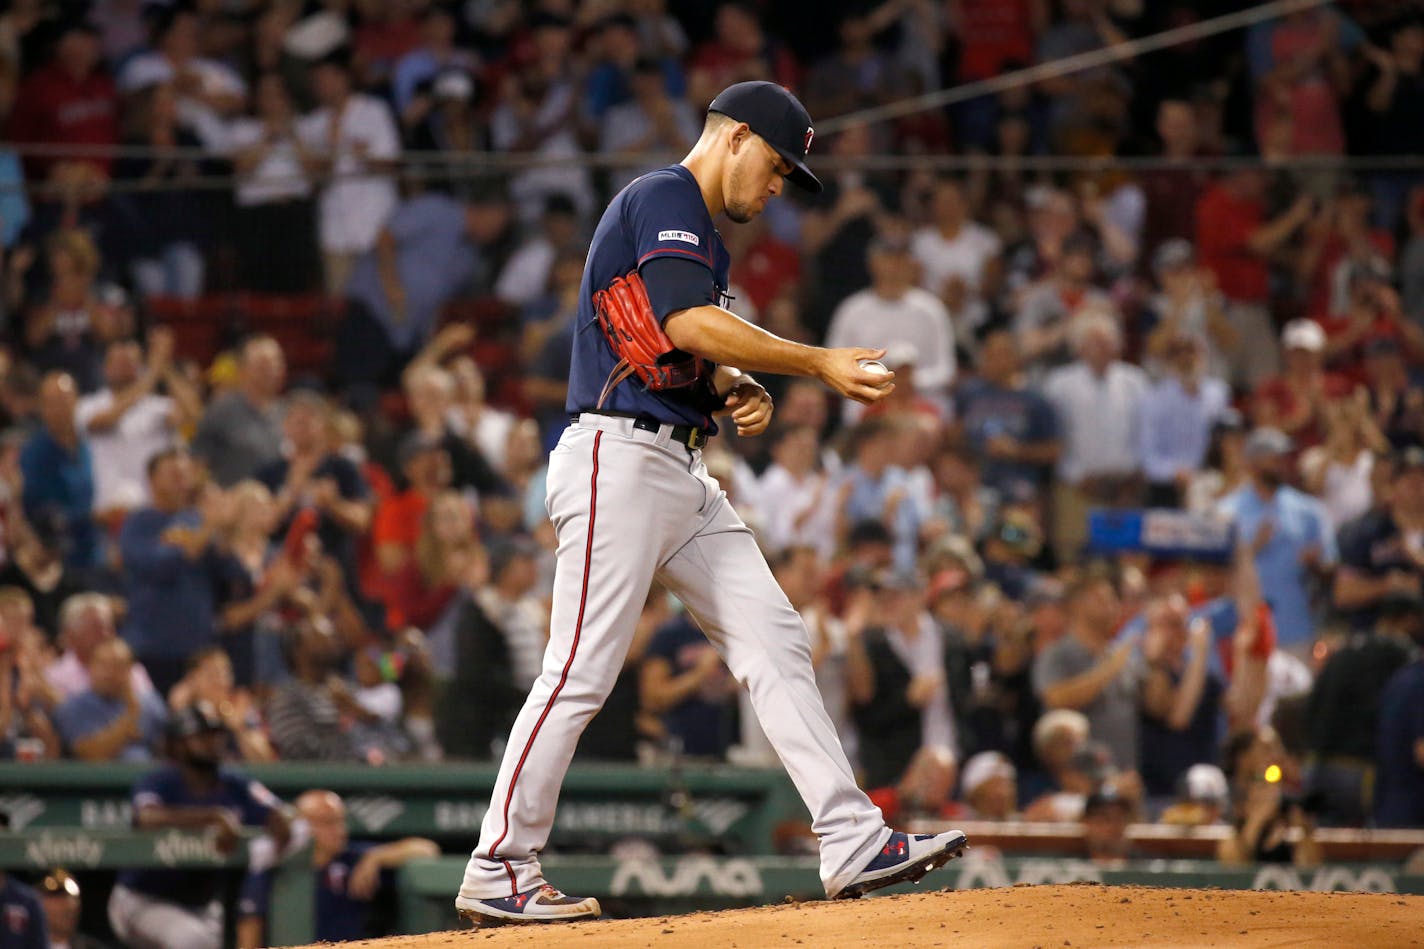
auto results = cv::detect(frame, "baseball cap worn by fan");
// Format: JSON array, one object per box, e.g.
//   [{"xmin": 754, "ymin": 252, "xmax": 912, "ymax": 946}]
[{"xmin": 708, "ymin": 81, "xmax": 822, "ymax": 193}]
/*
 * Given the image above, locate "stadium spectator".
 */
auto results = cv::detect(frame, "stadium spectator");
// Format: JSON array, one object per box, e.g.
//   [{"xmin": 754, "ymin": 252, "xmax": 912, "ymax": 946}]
[
  {"xmin": 1013, "ymin": 231, "xmax": 1108, "ymax": 373},
  {"xmin": 432, "ymin": 556, "xmax": 523, "ymax": 761},
  {"xmin": 116, "ymin": 7, "xmax": 245, "ymax": 151},
  {"xmin": 225, "ymin": 72, "xmax": 320, "ymax": 293},
  {"xmin": 405, "ymin": 68, "xmax": 487, "ymax": 197},
  {"xmin": 495, "ymin": 194, "xmax": 581, "ymax": 311},
  {"xmin": 845, "ymin": 569, "xmax": 957, "ymax": 791},
  {"xmin": 1334, "ymin": 445, "xmax": 1424, "ymax": 630},
  {"xmin": 911, "ymin": 177, "xmax": 1001, "ymax": 346},
  {"xmin": 256, "ymin": 391, "xmax": 371, "ymax": 588},
  {"xmin": 798, "ymin": 123, "xmax": 888, "ymax": 338},
  {"xmin": 375, "ymin": 488, "xmax": 476, "ymax": 632},
  {"xmin": 1249, "ymin": 6, "xmax": 1350, "ymax": 159},
  {"xmin": 237, "ymin": 789, "xmax": 438, "ymax": 948},
  {"xmin": 76, "ymin": 331, "xmax": 198, "ymax": 517},
  {"xmin": 23, "ymin": 229, "xmax": 121, "ymax": 394},
  {"xmin": 20, "ymin": 371, "xmax": 97, "ymax": 569},
  {"xmin": 1032, "ymin": 575, "xmax": 1140, "ymax": 774},
  {"xmin": 1375, "ymin": 622, "xmax": 1424, "ymax": 827},
  {"xmin": 1298, "ymin": 390, "xmax": 1386, "ymax": 531},
  {"xmin": 839, "ymin": 418, "xmax": 928, "ymax": 573},
  {"xmin": 210, "ymin": 480, "xmax": 302, "ymax": 689},
  {"xmin": 1304, "ymin": 591, "xmax": 1419, "ymax": 825},
  {"xmin": 1159, "ymin": 763, "xmax": 1232, "ymax": 828},
  {"xmin": 1138, "ymin": 100, "xmax": 1211, "ymax": 259},
  {"xmin": 368, "ymin": 433, "xmax": 452, "ymax": 610},
  {"xmin": 1081, "ymin": 787, "xmax": 1135, "ymax": 867},
  {"xmin": 37, "ymin": 868, "xmax": 106, "ymax": 949},
  {"xmin": 1194, "ymin": 168, "xmax": 1313, "ymax": 388},
  {"xmin": 827, "ymin": 235, "xmax": 957, "ymax": 412},
  {"xmin": 600, "ymin": 56, "xmax": 700, "ymax": 193},
  {"xmin": 113, "ymin": 80, "xmax": 210, "ymax": 300},
  {"xmin": 1041, "ymin": 312, "xmax": 1148, "ymax": 561},
  {"xmin": 265, "ymin": 618, "xmax": 362, "ymax": 762},
  {"xmin": 1136, "ymin": 333, "xmax": 1230, "ymax": 508},
  {"xmin": 756, "ymin": 425, "xmax": 838, "ymax": 559},
  {"xmin": 167, "ymin": 646, "xmax": 274, "ymax": 763},
  {"xmin": 0, "ymin": 872, "xmax": 46, "ymax": 949},
  {"xmin": 391, "ymin": 6, "xmax": 477, "ymax": 121},
  {"xmin": 583, "ymin": 14, "xmax": 683, "ymax": 125},
  {"xmin": 1217, "ymin": 771, "xmax": 1323, "ymax": 868},
  {"xmin": 476, "ymin": 536, "xmax": 547, "ymax": 692},
  {"xmin": 803, "ymin": 10, "xmax": 900, "ymax": 120},
  {"xmin": 1141, "ymin": 239, "xmax": 1235, "ymax": 382},
  {"xmin": 340, "ymin": 192, "xmax": 496, "ymax": 386},
  {"xmin": 1360, "ymin": 337, "xmax": 1424, "ymax": 450},
  {"xmin": 45, "ymin": 593, "xmax": 151, "ymax": 702},
  {"xmin": 641, "ymin": 606, "xmax": 739, "ymax": 761},
  {"xmin": 297, "ymin": 50, "xmax": 400, "ymax": 295},
  {"xmin": 953, "ymin": 331, "xmax": 1060, "ymax": 503},
  {"xmin": 686, "ymin": 2, "xmax": 798, "ymax": 109},
  {"xmin": 107, "ymin": 701, "xmax": 290, "ymax": 949},
  {"xmin": 400, "ymin": 363, "xmax": 506, "ymax": 497},
  {"xmin": 1138, "ymin": 595, "xmax": 1223, "ymax": 798},
  {"xmin": 52, "ymin": 637, "xmax": 167, "ymax": 762},
  {"xmin": 488, "ymin": 15, "xmax": 593, "ymax": 224},
  {"xmin": 191, "ymin": 336, "xmax": 286, "ymax": 487},
  {"xmin": 7, "ymin": 20, "xmax": 117, "ymax": 182},
  {"xmin": 118, "ymin": 449, "xmax": 226, "ymax": 695},
  {"xmin": 1217, "ymin": 428, "xmax": 1336, "ymax": 655},
  {"xmin": 1317, "ymin": 262, "xmax": 1424, "ymax": 375},
  {"xmin": 959, "ymin": 750, "xmax": 1018, "ymax": 820},
  {"xmin": 0, "ymin": 607, "xmax": 59, "ymax": 761}
]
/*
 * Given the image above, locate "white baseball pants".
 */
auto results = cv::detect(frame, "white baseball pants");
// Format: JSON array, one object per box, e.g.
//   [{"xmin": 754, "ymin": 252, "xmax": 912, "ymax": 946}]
[{"xmin": 460, "ymin": 415, "xmax": 889, "ymax": 899}]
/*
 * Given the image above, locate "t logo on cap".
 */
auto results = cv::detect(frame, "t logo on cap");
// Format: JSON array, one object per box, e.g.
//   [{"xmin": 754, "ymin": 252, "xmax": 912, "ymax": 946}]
[{"xmin": 805, "ymin": 127, "xmax": 814, "ymax": 154}]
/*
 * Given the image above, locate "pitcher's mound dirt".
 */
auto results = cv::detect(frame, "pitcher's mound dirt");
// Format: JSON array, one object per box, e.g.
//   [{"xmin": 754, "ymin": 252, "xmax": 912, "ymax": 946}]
[{"xmin": 303, "ymin": 884, "xmax": 1424, "ymax": 948}]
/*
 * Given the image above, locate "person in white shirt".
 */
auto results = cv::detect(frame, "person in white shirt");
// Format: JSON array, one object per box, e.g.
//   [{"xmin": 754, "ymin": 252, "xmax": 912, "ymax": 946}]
[
  {"xmin": 1040, "ymin": 308, "xmax": 1149, "ymax": 561},
  {"xmin": 44, "ymin": 593, "xmax": 155, "ymax": 702},
  {"xmin": 225, "ymin": 73, "xmax": 320, "ymax": 292},
  {"xmin": 74, "ymin": 330, "xmax": 200, "ymax": 517},
  {"xmin": 911, "ymin": 177, "xmax": 1001, "ymax": 346},
  {"xmin": 297, "ymin": 51, "xmax": 401, "ymax": 295},
  {"xmin": 826, "ymin": 236, "xmax": 956, "ymax": 410},
  {"xmin": 756, "ymin": 424, "xmax": 840, "ymax": 560},
  {"xmin": 117, "ymin": 8, "xmax": 245, "ymax": 151},
  {"xmin": 493, "ymin": 194, "xmax": 580, "ymax": 309}
]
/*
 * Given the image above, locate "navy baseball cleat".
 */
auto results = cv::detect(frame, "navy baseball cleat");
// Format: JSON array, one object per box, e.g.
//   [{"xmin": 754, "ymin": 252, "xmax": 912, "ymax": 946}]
[
  {"xmin": 455, "ymin": 884, "xmax": 601, "ymax": 926},
  {"xmin": 831, "ymin": 829, "xmax": 969, "ymax": 900}
]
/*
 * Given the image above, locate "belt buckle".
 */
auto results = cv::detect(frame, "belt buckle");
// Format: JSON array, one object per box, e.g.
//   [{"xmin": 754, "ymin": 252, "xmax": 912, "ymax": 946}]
[{"xmin": 686, "ymin": 427, "xmax": 702, "ymax": 450}]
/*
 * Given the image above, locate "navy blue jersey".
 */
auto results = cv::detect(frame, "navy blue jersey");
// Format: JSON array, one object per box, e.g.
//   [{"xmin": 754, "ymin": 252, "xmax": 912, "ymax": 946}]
[
  {"xmin": 119, "ymin": 764, "xmax": 281, "ymax": 907},
  {"xmin": 566, "ymin": 164, "xmax": 729, "ymax": 429},
  {"xmin": 0, "ymin": 877, "xmax": 46, "ymax": 949},
  {"xmin": 240, "ymin": 842, "xmax": 390, "ymax": 943}
]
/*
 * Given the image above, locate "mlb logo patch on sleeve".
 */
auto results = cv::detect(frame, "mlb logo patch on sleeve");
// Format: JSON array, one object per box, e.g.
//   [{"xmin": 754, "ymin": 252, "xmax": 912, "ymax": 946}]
[{"xmin": 658, "ymin": 230, "xmax": 701, "ymax": 246}]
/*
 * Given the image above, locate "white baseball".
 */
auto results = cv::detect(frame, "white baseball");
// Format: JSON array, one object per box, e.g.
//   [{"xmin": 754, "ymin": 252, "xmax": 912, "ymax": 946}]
[{"xmin": 858, "ymin": 359, "xmax": 890, "ymax": 375}]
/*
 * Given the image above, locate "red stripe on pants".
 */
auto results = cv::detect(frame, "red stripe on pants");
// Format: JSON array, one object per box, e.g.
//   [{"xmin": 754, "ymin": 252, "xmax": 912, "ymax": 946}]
[{"xmin": 486, "ymin": 430, "xmax": 602, "ymax": 894}]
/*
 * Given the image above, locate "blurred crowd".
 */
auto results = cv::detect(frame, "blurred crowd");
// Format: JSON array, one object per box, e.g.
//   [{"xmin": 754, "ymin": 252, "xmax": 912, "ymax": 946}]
[{"xmin": 0, "ymin": 6, "xmax": 1423, "ymax": 933}]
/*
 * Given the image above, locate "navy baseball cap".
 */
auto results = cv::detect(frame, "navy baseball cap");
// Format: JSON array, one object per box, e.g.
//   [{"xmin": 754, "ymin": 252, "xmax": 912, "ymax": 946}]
[{"xmin": 708, "ymin": 81, "xmax": 822, "ymax": 193}]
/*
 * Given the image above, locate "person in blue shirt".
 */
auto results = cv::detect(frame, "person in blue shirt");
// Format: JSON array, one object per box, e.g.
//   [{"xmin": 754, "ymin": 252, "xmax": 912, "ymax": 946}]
[
  {"xmin": 1215, "ymin": 428, "xmax": 1336, "ymax": 655},
  {"xmin": 640, "ymin": 610, "xmax": 739, "ymax": 759},
  {"xmin": 108, "ymin": 702, "xmax": 291, "ymax": 949},
  {"xmin": 338, "ymin": 191, "xmax": 501, "ymax": 387},
  {"xmin": 52, "ymin": 638, "xmax": 167, "ymax": 762},
  {"xmin": 19, "ymin": 372, "xmax": 98, "ymax": 570},
  {"xmin": 119, "ymin": 449, "xmax": 225, "ymax": 696},
  {"xmin": 952, "ymin": 331, "xmax": 1060, "ymax": 502},
  {"xmin": 237, "ymin": 790, "xmax": 438, "ymax": 948}
]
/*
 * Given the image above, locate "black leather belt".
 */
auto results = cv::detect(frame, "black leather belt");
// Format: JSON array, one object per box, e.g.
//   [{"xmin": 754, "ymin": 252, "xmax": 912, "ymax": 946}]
[{"xmin": 571, "ymin": 411, "xmax": 708, "ymax": 450}]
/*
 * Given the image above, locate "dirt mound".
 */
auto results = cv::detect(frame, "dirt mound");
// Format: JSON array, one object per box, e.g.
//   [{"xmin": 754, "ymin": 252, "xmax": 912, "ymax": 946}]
[{"xmin": 303, "ymin": 884, "xmax": 1424, "ymax": 948}]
